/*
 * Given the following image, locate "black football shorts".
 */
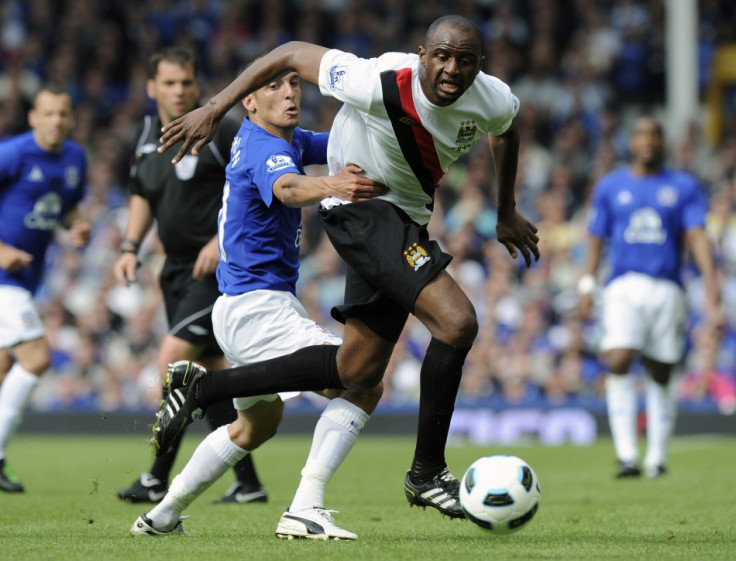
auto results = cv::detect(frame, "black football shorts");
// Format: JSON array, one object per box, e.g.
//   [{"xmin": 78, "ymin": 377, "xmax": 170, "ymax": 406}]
[
  {"xmin": 159, "ymin": 258, "xmax": 222, "ymax": 356},
  {"xmin": 319, "ymin": 199, "xmax": 452, "ymax": 343}
]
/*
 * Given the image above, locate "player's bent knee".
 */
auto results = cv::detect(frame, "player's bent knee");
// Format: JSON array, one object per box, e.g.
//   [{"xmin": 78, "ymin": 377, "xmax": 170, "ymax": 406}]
[{"xmin": 340, "ymin": 382, "xmax": 383, "ymax": 413}]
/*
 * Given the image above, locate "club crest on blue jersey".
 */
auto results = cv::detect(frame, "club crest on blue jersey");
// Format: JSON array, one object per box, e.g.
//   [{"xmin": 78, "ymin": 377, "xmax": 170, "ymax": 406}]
[
  {"xmin": 65, "ymin": 165, "xmax": 81, "ymax": 188},
  {"xmin": 404, "ymin": 242, "xmax": 431, "ymax": 271},
  {"xmin": 328, "ymin": 65, "xmax": 347, "ymax": 91},
  {"xmin": 656, "ymin": 185, "xmax": 678, "ymax": 206},
  {"xmin": 266, "ymin": 154, "xmax": 295, "ymax": 173}
]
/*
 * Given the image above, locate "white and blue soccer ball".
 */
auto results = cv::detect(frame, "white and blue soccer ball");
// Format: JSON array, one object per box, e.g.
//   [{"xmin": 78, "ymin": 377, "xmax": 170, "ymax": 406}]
[{"xmin": 459, "ymin": 454, "xmax": 541, "ymax": 534}]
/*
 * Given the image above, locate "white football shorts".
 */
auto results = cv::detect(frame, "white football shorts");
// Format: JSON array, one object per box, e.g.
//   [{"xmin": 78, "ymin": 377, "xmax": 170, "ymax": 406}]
[
  {"xmin": 212, "ymin": 289, "xmax": 342, "ymax": 411},
  {"xmin": 0, "ymin": 285, "xmax": 45, "ymax": 349},
  {"xmin": 599, "ymin": 272, "xmax": 687, "ymax": 364}
]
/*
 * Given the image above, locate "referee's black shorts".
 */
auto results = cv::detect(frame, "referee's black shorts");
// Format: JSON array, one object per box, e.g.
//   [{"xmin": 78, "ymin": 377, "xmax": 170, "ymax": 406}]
[
  {"xmin": 319, "ymin": 199, "xmax": 452, "ymax": 343},
  {"xmin": 159, "ymin": 257, "xmax": 222, "ymax": 357}
]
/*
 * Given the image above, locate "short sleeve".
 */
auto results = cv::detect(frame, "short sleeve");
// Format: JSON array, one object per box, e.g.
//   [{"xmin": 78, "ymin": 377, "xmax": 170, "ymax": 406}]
[
  {"xmin": 588, "ymin": 179, "xmax": 611, "ymax": 238},
  {"xmin": 252, "ymin": 149, "xmax": 301, "ymax": 208},
  {"xmin": 681, "ymin": 176, "xmax": 707, "ymax": 230},
  {"xmin": 479, "ymin": 74, "xmax": 520, "ymax": 136},
  {"xmin": 318, "ymin": 49, "xmax": 381, "ymax": 113}
]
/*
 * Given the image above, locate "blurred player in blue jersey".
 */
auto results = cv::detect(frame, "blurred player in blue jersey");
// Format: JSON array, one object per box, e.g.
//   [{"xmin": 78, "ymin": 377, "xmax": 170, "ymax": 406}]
[
  {"xmin": 0, "ymin": 84, "xmax": 91, "ymax": 492},
  {"xmin": 578, "ymin": 117, "xmax": 722, "ymax": 478},
  {"xmin": 131, "ymin": 71, "xmax": 387, "ymax": 538}
]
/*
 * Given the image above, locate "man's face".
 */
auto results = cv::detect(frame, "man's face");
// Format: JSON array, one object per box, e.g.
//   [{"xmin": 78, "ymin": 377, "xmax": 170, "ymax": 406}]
[
  {"xmin": 629, "ymin": 118, "xmax": 664, "ymax": 167},
  {"xmin": 147, "ymin": 61, "xmax": 199, "ymax": 125},
  {"xmin": 244, "ymin": 72, "xmax": 301, "ymax": 136},
  {"xmin": 28, "ymin": 91, "xmax": 74, "ymax": 152},
  {"xmin": 418, "ymin": 24, "xmax": 484, "ymax": 106}
]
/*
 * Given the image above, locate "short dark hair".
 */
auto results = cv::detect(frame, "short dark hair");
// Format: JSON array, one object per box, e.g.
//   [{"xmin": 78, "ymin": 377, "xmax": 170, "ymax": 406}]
[
  {"xmin": 425, "ymin": 15, "xmax": 483, "ymax": 54},
  {"xmin": 32, "ymin": 83, "xmax": 71, "ymax": 107},
  {"xmin": 148, "ymin": 47, "xmax": 199, "ymax": 79}
]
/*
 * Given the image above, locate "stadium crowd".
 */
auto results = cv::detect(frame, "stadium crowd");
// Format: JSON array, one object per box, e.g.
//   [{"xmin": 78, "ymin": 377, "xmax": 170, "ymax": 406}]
[{"xmin": 1, "ymin": 0, "xmax": 735, "ymax": 415}]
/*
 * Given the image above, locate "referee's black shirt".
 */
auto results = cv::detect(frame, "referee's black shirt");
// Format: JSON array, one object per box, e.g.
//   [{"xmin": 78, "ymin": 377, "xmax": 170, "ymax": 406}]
[{"xmin": 128, "ymin": 113, "xmax": 240, "ymax": 262}]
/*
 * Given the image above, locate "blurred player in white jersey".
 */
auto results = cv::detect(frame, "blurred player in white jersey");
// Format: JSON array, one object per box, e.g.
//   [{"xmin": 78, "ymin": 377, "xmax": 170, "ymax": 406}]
[{"xmin": 579, "ymin": 117, "xmax": 722, "ymax": 478}]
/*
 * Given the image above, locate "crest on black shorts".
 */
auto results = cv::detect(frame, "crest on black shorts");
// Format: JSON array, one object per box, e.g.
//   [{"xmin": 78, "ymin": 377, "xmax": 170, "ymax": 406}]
[{"xmin": 404, "ymin": 242, "xmax": 431, "ymax": 271}]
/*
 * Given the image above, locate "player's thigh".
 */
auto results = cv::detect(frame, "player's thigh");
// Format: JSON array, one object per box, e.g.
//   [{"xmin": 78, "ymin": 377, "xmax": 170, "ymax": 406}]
[
  {"xmin": 335, "ymin": 317, "xmax": 395, "ymax": 387},
  {"xmin": 642, "ymin": 281, "xmax": 687, "ymax": 364},
  {"xmin": 599, "ymin": 275, "xmax": 647, "ymax": 353},
  {"xmin": 12, "ymin": 336, "xmax": 50, "ymax": 374},
  {"xmin": 228, "ymin": 397, "xmax": 284, "ymax": 449},
  {"xmin": 413, "ymin": 269, "xmax": 477, "ymax": 344},
  {"xmin": 213, "ymin": 290, "xmax": 341, "ymax": 365},
  {"xmin": 0, "ymin": 286, "xmax": 45, "ymax": 351}
]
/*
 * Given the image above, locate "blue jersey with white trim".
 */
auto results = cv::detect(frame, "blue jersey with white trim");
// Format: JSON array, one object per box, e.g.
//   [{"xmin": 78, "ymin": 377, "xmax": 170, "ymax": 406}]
[
  {"xmin": 0, "ymin": 132, "xmax": 86, "ymax": 293},
  {"xmin": 587, "ymin": 166, "xmax": 706, "ymax": 285},
  {"xmin": 216, "ymin": 118, "xmax": 328, "ymax": 295}
]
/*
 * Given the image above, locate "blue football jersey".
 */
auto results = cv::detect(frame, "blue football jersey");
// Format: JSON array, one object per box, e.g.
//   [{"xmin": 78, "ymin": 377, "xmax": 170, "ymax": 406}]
[
  {"xmin": 216, "ymin": 118, "xmax": 328, "ymax": 295},
  {"xmin": 588, "ymin": 166, "xmax": 707, "ymax": 285},
  {"xmin": 0, "ymin": 132, "xmax": 87, "ymax": 293}
]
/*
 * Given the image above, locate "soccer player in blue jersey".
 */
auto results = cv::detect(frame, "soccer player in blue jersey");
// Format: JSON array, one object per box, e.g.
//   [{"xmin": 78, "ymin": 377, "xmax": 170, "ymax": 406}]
[
  {"xmin": 578, "ymin": 117, "xmax": 722, "ymax": 478},
  {"xmin": 0, "ymin": 85, "xmax": 91, "ymax": 492},
  {"xmin": 152, "ymin": 14, "xmax": 538, "ymax": 519},
  {"xmin": 131, "ymin": 71, "xmax": 387, "ymax": 538},
  {"xmin": 114, "ymin": 47, "xmax": 267, "ymax": 506}
]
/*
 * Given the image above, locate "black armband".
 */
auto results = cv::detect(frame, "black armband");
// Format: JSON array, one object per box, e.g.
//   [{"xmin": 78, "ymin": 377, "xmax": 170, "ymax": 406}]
[{"xmin": 120, "ymin": 239, "xmax": 141, "ymax": 254}]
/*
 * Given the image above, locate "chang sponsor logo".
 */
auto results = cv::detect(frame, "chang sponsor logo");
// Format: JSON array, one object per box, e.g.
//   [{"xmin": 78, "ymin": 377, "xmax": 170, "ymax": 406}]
[
  {"xmin": 23, "ymin": 192, "xmax": 62, "ymax": 231},
  {"xmin": 623, "ymin": 207, "xmax": 667, "ymax": 244}
]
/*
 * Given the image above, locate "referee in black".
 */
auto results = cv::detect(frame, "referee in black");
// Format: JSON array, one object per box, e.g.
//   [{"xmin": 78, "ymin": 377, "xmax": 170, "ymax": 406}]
[{"xmin": 114, "ymin": 47, "xmax": 266, "ymax": 505}]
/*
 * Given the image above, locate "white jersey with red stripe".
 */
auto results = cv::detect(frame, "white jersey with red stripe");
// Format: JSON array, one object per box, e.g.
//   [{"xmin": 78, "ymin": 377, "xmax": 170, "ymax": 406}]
[{"xmin": 317, "ymin": 49, "xmax": 519, "ymax": 225}]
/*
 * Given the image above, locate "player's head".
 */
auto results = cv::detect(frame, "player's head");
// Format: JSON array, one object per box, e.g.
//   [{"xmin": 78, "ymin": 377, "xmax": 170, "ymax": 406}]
[
  {"xmin": 28, "ymin": 83, "xmax": 74, "ymax": 153},
  {"xmin": 418, "ymin": 15, "xmax": 484, "ymax": 107},
  {"xmin": 243, "ymin": 71, "xmax": 301, "ymax": 141},
  {"xmin": 147, "ymin": 47, "xmax": 200, "ymax": 126},
  {"xmin": 629, "ymin": 117, "xmax": 665, "ymax": 170}
]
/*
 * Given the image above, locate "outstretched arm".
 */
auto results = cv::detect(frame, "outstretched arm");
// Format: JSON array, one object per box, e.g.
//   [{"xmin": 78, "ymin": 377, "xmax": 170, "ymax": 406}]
[
  {"xmin": 273, "ymin": 165, "xmax": 388, "ymax": 208},
  {"xmin": 159, "ymin": 42, "xmax": 329, "ymax": 163},
  {"xmin": 489, "ymin": 120, "xmax": 540, "ymax": 268}
]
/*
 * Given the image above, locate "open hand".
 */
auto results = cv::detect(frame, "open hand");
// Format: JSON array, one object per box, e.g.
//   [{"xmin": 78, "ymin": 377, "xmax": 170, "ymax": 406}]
[
  {"xmin": 326, "ymin": 165, "xmax": 389, "ymax": 202},
  {"xmin": 158, "ymin": 105, "xmax": 222, "ymax": 164}
]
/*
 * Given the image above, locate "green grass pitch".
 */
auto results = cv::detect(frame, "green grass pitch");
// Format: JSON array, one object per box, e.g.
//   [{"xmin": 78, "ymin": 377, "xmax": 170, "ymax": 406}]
[{"xmin": 1, "ymin": 433, "xmax": 734, "ymax": 561}]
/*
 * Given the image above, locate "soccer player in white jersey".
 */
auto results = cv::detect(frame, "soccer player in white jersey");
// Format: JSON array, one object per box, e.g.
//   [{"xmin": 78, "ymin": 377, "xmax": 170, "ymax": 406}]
[
  {"xmin": 131, "ymin": 71, "xmax": 387, "ymax": 538},
  {"xmin": 578, "ymin": 117, "xmax": 722, "ymax": 478},
  {"xmin": 153, "ymin": 15, "xmax": 539, "ymax": 519},
  {"xmin": 0, "ymin": 85, "xmax": 91, "ymax": 492}
]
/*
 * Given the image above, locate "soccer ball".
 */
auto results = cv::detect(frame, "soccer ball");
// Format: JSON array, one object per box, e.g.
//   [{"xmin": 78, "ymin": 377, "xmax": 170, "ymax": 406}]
[{"xmin": 459, "ymin": 454, "xmax": 541, "ymax": 534}]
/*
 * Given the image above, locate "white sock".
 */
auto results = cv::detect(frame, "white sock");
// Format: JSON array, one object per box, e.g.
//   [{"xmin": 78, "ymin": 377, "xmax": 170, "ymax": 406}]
[
  {"xmin": 605, "ymin": 374, "xmax": 639, "ymax": 464},
  {"xmin": 289, "ymin": 398, "xmax": 369, "ymax": 512},
  {"xmin": 644, "ymin": 376, "xmax": 676, "ymax": 472},
  {"xmin": 147, "ymin": 425, "xmax": 247, "ymax": 530},
  {"xmin": 0, "ymin": 364, "xmax": 40, "ymax": 459}
]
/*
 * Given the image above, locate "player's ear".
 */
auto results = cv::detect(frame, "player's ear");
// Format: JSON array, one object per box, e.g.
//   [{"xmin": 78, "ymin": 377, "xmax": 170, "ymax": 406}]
[
  {"xmin": 243, "ymin": 94, "xmax": 256, "ymax": 114},
  {"xmin": 418, "ymin": 45, "xmax": 426, "ymax": 65}
]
